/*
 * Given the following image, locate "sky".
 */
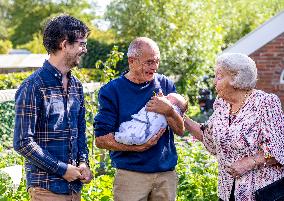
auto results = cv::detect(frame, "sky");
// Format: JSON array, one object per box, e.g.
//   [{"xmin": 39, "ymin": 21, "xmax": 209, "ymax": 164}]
[
  {"xmin": 95, "ymin": 0, "xmax": 111, "ymax": 16},
  {"xmin": 93, "ymin": 0, "xmax": 111, "ymax": 30}
]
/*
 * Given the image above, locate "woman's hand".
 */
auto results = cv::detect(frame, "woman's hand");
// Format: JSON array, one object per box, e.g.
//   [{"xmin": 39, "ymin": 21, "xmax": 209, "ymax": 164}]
[{"xmin": 225, "ymin": 157, "xmax": 256, "ymax": 178}]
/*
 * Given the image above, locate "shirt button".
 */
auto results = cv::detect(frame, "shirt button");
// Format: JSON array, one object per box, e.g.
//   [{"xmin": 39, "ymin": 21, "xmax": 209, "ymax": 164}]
[{"xmin": 55, "ymin": 73, "xmax": 57, "ymax": 77}]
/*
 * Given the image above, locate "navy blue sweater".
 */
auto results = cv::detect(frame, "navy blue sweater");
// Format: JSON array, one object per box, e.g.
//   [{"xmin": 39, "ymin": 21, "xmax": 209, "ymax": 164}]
[{"xmin": 94, "ymin": 73, "xmax": 178, "ymax": 173}]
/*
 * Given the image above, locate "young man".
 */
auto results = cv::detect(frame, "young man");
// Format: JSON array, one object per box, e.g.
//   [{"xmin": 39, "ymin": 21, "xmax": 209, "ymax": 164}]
[
  {"xmin": 13, "ymin": 14, "xmax": 92, "ymax": 201},
  {"xmin": 94, "ymin": 37, "xmax": 184, "ymax": 201}
]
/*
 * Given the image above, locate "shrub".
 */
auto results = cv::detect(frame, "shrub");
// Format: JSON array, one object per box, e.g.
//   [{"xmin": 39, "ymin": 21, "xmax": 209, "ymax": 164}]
[
  {"xmin": 0, "ymin": 72, "xmax": 33, "ymax": 90},
  {"xmin": 0, "ymin": 39, "xmax": 12, "ymax": 54},
  {"xmin": 0, "ymin": 101, "xmax": 15, "ymax": 148},
  {"xmin": 17, "ymin": 32, "xmax": 46, "ymax": 54},
  {"xmin": 81, "ymin": 39, "xmax": 129, "ymax": 73},
  {"xmin": 176, "ymin": 138, "xmax": 218, "ymax": 201},
  {"xmin": 0, "ymin": 171, "xmax": 13, "ymax": 200}
]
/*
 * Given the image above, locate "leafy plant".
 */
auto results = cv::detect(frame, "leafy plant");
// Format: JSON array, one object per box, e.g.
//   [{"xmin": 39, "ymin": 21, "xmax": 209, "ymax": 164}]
[
  {"xmin": 176, "ymin": 138, "xmax": 218, "ymax": 201},
  {"xmin": 0, "ymin": 72, "xmax": 33, "ymax": 90},
  {"xmin": 0, "ymin": 171, "xmax": 13, "ymax": 201},
  {"xmin": 0, "ymin": 101, "xmax": 15, "ymax": 148},
  {"xmin": 0, "ymin": 39, "xmax": 12, "ymax": 54}
]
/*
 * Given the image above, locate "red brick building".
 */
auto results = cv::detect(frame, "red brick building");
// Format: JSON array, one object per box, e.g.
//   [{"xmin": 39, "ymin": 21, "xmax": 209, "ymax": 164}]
[{"xmin": 224, "ymin": 10, "xmax": 284, "ymax": 105}]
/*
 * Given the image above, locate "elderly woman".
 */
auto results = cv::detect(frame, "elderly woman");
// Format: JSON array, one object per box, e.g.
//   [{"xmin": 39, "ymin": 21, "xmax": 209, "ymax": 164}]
[{"xmin": 184, "ymin": 53, "xmax": 284, "ymax": 201}]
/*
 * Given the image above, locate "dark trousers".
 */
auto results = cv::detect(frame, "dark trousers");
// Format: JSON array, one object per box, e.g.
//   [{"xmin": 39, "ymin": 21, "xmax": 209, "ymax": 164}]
[{"xmin": 219, "ymin": 180, "xmax": 235, "ymax": 201}]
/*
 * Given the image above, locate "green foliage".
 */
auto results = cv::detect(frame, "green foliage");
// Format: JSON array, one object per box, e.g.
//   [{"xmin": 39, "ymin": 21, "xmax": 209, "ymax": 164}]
[
  {"xmin": 0, "ymin": 71, "xmax": 33, "ymax": 90},
  {"xmin": 81, "ymin": 174, "xmax": 114, "ymax": 201},
  {"xmin": 176, "ymin": 138, "xmax": 218, "ymax": 201},
  {"xmin": 88, "ymin": 28, "xmax": 116, "ymax": 45},
  {"xmin": 0, "ymin": 39, "xmax": 12, "ymax": 54},
  {"xmin": 7, "ymin": 0, "xmax": 93, "ymax": 46},
  {"xmin": 0, "ymin": 148, "xmax": 29, "ymax": 201},
  {"xmin": 0, "ymin": 102, "xmax": 15, "ymax": 148},
  {"xmin": 221, "ymin": 0, "xmax": 284, "ymax": 48},
  {"xmin": 0, "ymin": 171, "xmax": 13, "ymax": 201},
  {"xmin": 106, "ymin": 0, "xmax": 284, "ymax": 102},
  {"xmin": 0, "ymin": 68, "xmax": 108, "ymax": 91},
  {"xmin": 94, "ymin": 46, "xmax": 124, "ymax": 83},
  {"xmin": 81, "ymin": 39, "xmax": 129, "ymax": 73},
  {"xmin": 0, "ymin": 0, "xmax": 10, "ymax": 40},
  {"xmin": 76, "ymin": 45, "xmax": 124, "ymax": 158},
  {"xmin": 11, "ymin": 179, "xmax": 29, "ymax": 201},
  {"xmin": 17, "ymin": 32, "xmax": 46, "ymax": 54}
]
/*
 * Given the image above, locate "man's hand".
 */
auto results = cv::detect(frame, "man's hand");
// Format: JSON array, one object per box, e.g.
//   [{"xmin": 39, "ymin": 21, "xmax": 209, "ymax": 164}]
[
  {"xmin": 78, "ymin": 162, "xmax": 93, "ymax": 184},
  {"xmin": 146, "ymin": 95, "xmax": 173, "ymax": 117},
  {"xmin": 62, "ymin": 164, "xmax": 82, "ymax": 182},
  {"xmin": 135, "ymin": 128, "xmax": 166, "ymax": 152}
]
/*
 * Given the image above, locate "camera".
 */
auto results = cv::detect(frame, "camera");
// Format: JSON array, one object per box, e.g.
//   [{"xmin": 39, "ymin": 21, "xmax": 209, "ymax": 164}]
[{"xmin": 197, "ymin": 76, "xmax": 215, "ymax": 113}]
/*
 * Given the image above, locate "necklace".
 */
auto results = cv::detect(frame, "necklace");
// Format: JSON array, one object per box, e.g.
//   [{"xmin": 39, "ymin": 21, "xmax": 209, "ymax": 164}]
[{"xmin": 230, "ymin": 90, "xmax": 251, "ymax": 115}]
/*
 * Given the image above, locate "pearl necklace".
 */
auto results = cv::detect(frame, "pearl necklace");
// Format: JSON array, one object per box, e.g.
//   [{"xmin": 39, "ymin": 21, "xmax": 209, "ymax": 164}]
[{"xmin": 230, "ymin": 90, "xmax": 251, "ymax": 115}]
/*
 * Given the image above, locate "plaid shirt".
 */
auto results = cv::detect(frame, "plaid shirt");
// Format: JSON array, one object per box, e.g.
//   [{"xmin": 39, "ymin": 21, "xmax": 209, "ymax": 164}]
[{"xmin": 13, "ymin": 60, "xmax": 88, "ymax": 194}]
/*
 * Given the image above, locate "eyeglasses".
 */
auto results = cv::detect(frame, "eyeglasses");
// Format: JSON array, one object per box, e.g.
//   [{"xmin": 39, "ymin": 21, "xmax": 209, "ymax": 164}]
[
  {"xmin": 143, "ymin": 59, "xmax": 160, "ymax": 66},
  {"xmin": 136, "ymin": 58, "xmax": 160, "ymax": 66},
  {"xmin": 74, "ymin": 40, "xmax": 88, "ymax": 48}
]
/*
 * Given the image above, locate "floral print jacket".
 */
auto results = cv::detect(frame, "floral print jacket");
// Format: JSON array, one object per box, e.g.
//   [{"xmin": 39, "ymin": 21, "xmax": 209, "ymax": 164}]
[{"xmin": 203, "ymin": 90, "xmax": 284, "ymax": 201}]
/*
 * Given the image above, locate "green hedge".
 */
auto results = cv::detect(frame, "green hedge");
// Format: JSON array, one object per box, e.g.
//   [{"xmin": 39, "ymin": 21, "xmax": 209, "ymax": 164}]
[
  {"xmin": 176, "ymin": 139, "xmax": 218, "ymax": 201},
  {"xmin": 0, "ymin": 101, "xmax": 14, "ymax": 148},
  {"xmin": 0, "ymin": 72, "xmax": 33, "ymax": 90},
  {"xmin": 81, "ymin": 39, "xmax": 129, "ymax": 73},
  {"xmin": 0, "ymin": 69, "xmax": 101, "ymax": 90}
]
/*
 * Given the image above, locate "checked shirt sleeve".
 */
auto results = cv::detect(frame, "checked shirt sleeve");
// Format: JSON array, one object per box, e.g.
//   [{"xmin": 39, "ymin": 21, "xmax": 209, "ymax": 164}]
[{"xmin": 13, "ymin": 81, "xmax": 67, "ymax": 176}]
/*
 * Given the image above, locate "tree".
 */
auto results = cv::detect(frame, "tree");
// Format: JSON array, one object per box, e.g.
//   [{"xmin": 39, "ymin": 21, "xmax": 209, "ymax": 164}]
[
  {"xmin": 17, "ymin": 32, "xmax": 46, "ymax": 54},
  {"xmin": 0, "ymin": 39, "xmax": 12, "ymax": 54},
  {"xmin": 8, "ymin": 0, "xmax": 94, "ymax": 46},
  {"xmin": 106, "ymin": 0, "xmax": 284, "ymax": 101},
  {"xmin": 0, "ymin": 0, "xmax": 11, "ymax": 40}
]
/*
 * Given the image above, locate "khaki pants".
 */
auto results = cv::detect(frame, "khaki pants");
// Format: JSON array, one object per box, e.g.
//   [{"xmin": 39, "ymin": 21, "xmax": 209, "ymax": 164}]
[
  {"xmin": 113, "ymin": 169, "xmax": 178, "ymax": 201},
  {"xmin": 28, "ymin": 187, "xmax": 81, "ymax": 201}
]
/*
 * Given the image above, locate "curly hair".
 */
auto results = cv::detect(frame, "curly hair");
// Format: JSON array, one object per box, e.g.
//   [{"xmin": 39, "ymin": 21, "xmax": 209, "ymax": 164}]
[
  {"xmin": 216, "ymin": 53, "xmax": 258, "ymax": 90},
  {"xmin": 43, "ymin": 14, "xmax": 90, "ymax": 54}
]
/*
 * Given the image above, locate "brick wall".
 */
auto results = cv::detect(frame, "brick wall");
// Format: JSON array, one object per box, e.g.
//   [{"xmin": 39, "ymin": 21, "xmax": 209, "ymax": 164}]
[{"xmin": 250, "ymin": 32, "xmax": 284, "ymax": 106}]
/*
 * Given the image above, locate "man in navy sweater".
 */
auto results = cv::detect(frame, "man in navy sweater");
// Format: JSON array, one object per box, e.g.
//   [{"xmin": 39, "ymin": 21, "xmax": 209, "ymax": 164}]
[{"xmin": 94, "ymin": 37, "xmax": 184, "ymax": 201}]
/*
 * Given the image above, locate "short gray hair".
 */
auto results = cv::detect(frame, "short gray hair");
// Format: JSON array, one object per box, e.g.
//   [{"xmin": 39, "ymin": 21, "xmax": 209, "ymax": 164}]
[
  {"xmin": 127, "ymin": 37, "xmax": 160, "ymax": 58},
  {"xmin": 216, "ymin": 53, "xmax": 257, "ymax": 90}
]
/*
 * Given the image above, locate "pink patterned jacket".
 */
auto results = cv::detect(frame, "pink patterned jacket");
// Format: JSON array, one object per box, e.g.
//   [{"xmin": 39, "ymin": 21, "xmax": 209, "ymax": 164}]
[{"xmin": 203, "ymin": 90, "xmax": 284, "ymax": 201}]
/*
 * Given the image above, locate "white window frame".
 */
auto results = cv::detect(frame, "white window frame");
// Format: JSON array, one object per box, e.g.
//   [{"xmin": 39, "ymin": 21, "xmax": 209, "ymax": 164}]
[{"xmin": 280, "ymin": 69, "xmax": 284, "ymax": 84}]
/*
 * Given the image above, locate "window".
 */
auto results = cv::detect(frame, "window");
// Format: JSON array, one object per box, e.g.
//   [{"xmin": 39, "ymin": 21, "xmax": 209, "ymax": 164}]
[{"xmin": 280, "ymin": 70, "xmax": 284, "ymax": 84}]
